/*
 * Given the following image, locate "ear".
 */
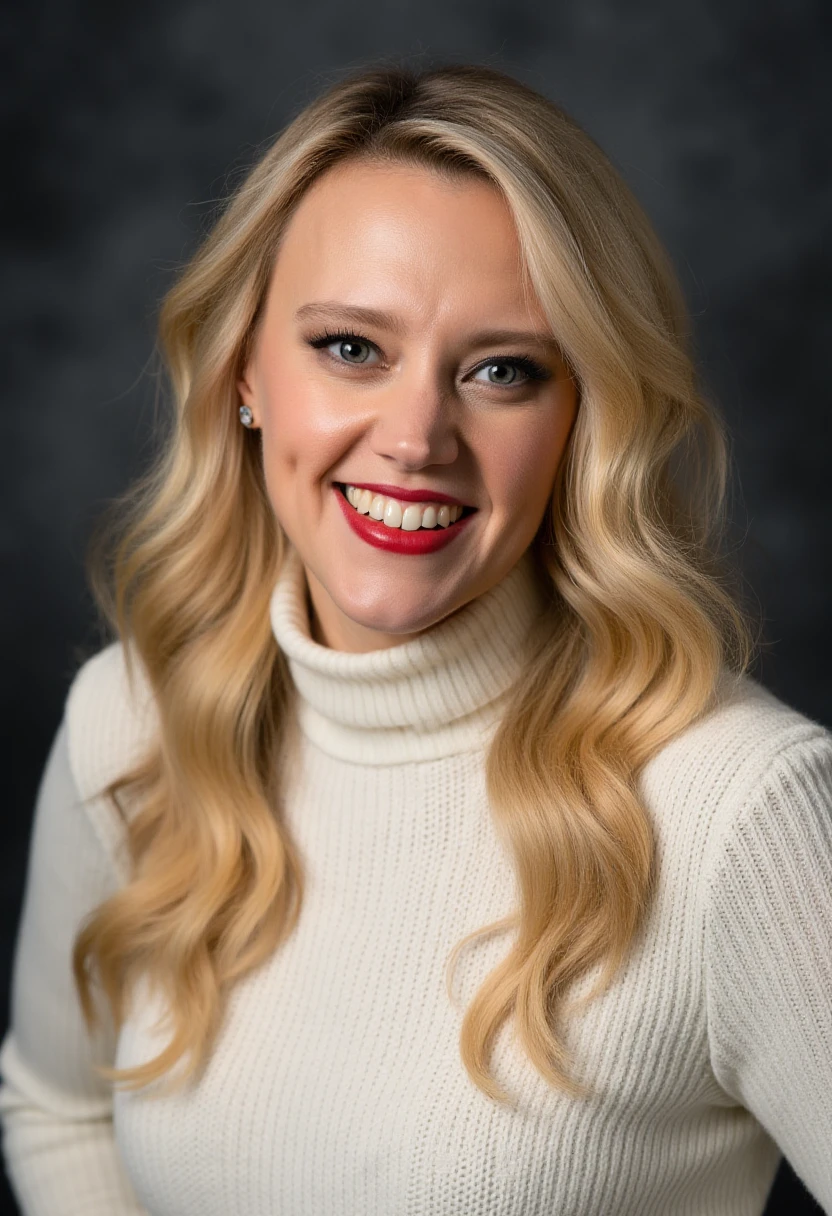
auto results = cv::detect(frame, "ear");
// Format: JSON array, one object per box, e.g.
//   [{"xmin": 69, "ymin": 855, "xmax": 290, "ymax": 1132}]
[{"xmin": 237, "ymin": 363, "xmax": 257, "ymax": 412}]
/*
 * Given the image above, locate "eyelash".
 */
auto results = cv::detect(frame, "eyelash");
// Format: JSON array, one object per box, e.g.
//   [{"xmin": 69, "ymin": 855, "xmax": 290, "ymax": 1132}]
[{"xmin": 305, "ymin": 328, "xmax": 550, "ymax": 386}]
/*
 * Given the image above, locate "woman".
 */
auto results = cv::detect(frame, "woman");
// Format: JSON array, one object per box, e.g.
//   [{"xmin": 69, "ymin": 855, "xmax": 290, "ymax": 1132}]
[{"xmin": 1, "ymin": 63, "xmax": 830, "ymax": 1216}]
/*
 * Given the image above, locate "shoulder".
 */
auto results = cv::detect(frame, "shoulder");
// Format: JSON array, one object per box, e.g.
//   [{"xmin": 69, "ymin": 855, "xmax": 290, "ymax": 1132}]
[
  {"xmin": 640, "ymin": 671, "xmax": 832, "ymax": 870},
  {"xmin": 64, "ymin": 640, "xmax": 159, "ymax": 807},
  {"xmin": 693, "ymin": 686, "xmax": 832, "ymax": 1177}
]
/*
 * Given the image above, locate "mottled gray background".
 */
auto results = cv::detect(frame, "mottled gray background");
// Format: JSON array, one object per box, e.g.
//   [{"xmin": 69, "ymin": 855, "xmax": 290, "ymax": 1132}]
[{"xmin": 2, "ymin": 1, "xmax": 830, "ymax": 1212}]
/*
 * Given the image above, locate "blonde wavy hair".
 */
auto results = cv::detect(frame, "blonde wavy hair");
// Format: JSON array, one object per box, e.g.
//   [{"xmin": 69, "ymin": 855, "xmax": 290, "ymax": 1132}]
[{"xmin": 74, "ymin": 62, "xmax": 755, "ymax": 1108}]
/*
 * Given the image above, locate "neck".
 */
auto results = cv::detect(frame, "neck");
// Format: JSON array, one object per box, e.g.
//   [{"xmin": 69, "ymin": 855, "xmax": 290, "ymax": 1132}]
[{"xmin": 270, "ymin": 546, "xmax": 552, "ymax": 766}]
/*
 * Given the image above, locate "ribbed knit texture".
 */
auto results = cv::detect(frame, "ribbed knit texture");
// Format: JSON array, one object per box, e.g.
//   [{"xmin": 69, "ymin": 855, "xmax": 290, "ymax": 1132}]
[{"xmin": 2, "ymin": 544, "xmax": 831, "ymax": 1215}]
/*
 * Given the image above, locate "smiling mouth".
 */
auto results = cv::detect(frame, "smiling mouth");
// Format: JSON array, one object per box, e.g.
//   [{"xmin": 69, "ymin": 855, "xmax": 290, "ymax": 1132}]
[{"xmin": 334, "ymin": 483, "xmax": 478, "ymax": 529}]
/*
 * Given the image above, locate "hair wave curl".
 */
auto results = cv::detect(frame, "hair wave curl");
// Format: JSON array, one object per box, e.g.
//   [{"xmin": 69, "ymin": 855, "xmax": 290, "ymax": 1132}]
[{"xmin": 73, "ymin": 62, "xmax": 756, "ymax": 1107}]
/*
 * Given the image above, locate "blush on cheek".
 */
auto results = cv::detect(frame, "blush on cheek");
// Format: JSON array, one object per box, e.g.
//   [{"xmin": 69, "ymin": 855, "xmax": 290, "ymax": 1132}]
[{"xmin": 493, "ymin": 444, "xmax": 557, "ymax": 515}]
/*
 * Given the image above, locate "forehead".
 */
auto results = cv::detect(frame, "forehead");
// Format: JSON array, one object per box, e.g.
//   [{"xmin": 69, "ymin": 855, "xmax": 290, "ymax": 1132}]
[{"xmin": 267, "ymin": 158, "xmax": 544, "ymax": 330}]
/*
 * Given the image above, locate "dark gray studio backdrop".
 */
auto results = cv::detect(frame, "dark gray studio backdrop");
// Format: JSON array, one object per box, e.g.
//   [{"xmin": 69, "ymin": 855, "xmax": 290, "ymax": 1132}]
[{"xmin": 3, "ymin": 2, "xmax": 830, "ymax": 1213}]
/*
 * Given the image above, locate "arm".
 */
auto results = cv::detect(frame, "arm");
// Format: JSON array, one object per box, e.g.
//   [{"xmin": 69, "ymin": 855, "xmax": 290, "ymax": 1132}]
[
  {"xmin": 0, "ymin": 717, "xmax": 149, "ymax": 1215},
  {"xmin": 704, "ymin": 730, "xmax": 832, "ymax": 1213}
]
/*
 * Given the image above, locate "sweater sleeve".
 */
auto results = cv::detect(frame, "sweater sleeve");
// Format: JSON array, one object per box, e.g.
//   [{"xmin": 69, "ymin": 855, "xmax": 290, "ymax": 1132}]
[
  {"xmin": 0, "ymin": 717, "xmax": 149, "ymax": 1215},
  {"xmin": 704, "ymin": 729, "xmax": 832, "ymax": 1213}
]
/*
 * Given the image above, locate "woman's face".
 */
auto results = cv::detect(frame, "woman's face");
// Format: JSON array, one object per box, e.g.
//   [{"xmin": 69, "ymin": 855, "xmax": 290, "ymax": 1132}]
[{"xmin": 239, "ymin": 158, "xmax": 578, "ymax": 652}]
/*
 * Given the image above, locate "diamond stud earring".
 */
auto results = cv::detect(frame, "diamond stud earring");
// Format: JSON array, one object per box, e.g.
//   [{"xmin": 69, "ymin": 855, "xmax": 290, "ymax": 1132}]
[{"xmin": 239, "ymin": 405, "xmax": 255, "ymax": 428}]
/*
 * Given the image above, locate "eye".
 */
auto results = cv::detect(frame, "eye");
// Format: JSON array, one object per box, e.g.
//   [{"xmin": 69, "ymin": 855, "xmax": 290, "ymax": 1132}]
[
  {"xmin": 473, "ymin": 362, "xmax": 525, "ymax": 386},
  {"xmin": 470, "ymin": 356, "xmax": 550, "ymax": 388},
  {"xmin": 307, "ymin": 330, "xmax": 379, "ymax": 366},
  {"xmin": 334, "ymin": 338, "xmax": 373, "ymax": 364}
]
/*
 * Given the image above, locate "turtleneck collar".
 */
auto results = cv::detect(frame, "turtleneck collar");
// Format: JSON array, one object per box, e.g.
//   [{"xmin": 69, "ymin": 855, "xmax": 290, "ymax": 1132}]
[{"xmin": 269, "ymin": 545, "xmax": 550, "ymax": 765}]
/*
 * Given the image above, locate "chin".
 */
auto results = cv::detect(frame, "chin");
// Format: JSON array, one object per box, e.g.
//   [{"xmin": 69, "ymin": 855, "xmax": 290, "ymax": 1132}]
[
  {"xmin": 325, "ymin": 578, "xmax": 457, "ymax": 637},
  {"xmin": 338, "ymin": 598, "xmax": 450, "ymax": 637}
]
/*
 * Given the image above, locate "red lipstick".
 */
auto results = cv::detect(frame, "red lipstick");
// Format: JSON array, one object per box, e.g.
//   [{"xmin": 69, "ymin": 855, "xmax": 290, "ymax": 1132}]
[
  {"xmin": 339, "ymin": 482, "xmax": 472, "ymax": 507},
  {"xmin": 332, "ymin": 485, "xmax": 476, "ymax": 554}
]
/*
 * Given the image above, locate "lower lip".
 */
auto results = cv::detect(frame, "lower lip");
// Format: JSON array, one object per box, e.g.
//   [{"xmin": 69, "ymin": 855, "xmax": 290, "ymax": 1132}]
[{"xmin": 333, "ymin": 486, "xmax": 477, "ymax": 554}]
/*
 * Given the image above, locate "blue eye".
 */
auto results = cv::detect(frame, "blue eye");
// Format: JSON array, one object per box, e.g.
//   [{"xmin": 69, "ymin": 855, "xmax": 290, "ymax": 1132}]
[
  {"xmin": 306, "ymin": 328, "xmax": 551, "ymax": 388},
  {"xmin": 474, "ymin": 362, "xmax": 526, "ymax": 386},
  {"xmin": 471, "ymin": 356, "xmax": 550, "ymax": 387},
  {"xmin": 335, "ymin": 338, "xmax": 373, "ymax": 364},
  {"xmin": 307, "ymin": 330, "xmax": 378, "ymax": 365}
]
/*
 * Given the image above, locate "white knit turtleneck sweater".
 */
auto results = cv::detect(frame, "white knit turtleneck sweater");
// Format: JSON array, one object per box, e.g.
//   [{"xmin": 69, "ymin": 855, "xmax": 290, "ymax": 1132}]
[{"xmin": 2, "ymin": 546, "xmax": 832, "ymax": 1216}]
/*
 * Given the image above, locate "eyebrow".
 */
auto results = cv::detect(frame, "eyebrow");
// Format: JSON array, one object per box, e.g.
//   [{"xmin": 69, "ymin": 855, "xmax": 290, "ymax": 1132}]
[{"xmin": 293, "ymin": 301, "xmax": 562, "ymax": 353}]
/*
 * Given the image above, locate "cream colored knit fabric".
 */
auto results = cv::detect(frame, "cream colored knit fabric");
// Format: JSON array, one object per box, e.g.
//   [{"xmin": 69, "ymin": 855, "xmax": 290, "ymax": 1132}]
[{"xmin": 1, "ymin": 545, "xmax": 831, "ymax": 1215}]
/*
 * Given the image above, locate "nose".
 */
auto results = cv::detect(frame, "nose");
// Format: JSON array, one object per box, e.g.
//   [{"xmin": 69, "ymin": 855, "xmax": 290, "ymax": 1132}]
[{"xmin": 368, "ymin": 364, "xmax": 459, "ymax": 471}]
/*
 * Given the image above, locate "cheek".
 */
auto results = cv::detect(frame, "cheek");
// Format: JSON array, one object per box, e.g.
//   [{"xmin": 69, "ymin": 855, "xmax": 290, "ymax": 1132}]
[
  {"xmin": 481, "ymin": 409, "xmax": 574, "ymax": 517},
  {"xmin": 257, "ymin": 368, "xmax": 360, "ymax": 496}
]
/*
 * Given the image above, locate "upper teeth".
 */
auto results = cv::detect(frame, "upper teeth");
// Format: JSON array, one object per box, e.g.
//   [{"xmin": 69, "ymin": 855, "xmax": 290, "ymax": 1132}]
[{"xmin": 344, "ymin": 485, "xmax": 466, "ymax": 530}]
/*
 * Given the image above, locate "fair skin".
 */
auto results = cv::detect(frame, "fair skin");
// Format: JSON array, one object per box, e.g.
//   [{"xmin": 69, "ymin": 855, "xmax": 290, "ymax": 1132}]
[{"xmin": 238, "ymin": 158, "xmax": 578, "ymax": 653}]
